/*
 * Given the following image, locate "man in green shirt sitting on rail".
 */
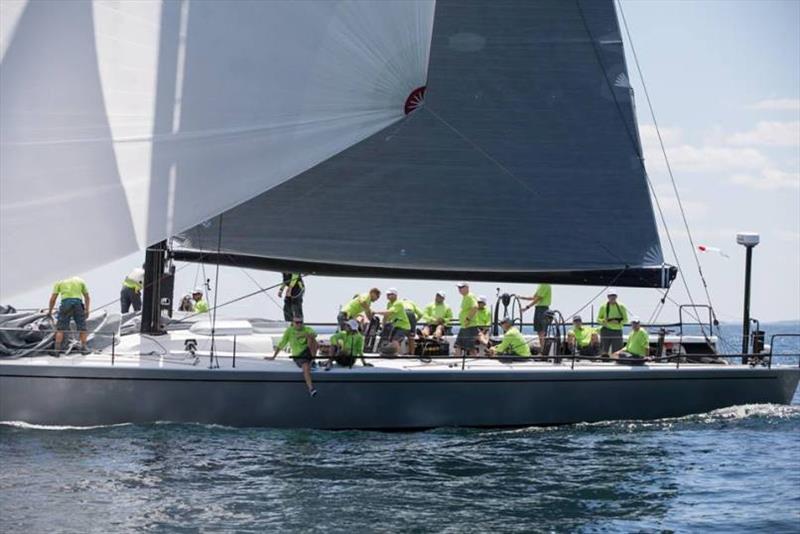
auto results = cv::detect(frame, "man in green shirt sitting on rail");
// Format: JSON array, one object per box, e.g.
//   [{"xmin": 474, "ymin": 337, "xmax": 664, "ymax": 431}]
[
  {"xmin": 566, "ymin": 315, "xmax": 600, "ymax": 356},
  {"xmin": 420, "ymin": 290, "xmax": 453, "ymax": 340},
  {"xmin": 267, "ymin": 316, "xmax": 319, "ymax": 397},
  {"xmin": 613, "ymin": 317, "xmax": 650, "ymax": 361},
  {"xmin": 487, "ymin": 317, "xmax": 531, "ymax": 358},
  {"xmin": 47, "ymin": 276, "xmax": 91, "ymax": 355}
]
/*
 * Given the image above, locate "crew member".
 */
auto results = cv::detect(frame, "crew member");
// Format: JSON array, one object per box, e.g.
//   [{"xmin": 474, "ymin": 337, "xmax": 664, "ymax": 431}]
[
  {"xmin": 520, "ymin": 283, "xmax": 551, "ymax": 352},
  {"xmin": 267, "ymin": 316, "xmax": 319, "ymax": 396},
  {"xmin": 278, "ymin": 272, "xmax": 304, "ymax": 321},
  {"xmin": 338, "ymin": 288, "xmax": 381, "ymax": 330},
  {"xmin": 328, "ymin": 319, "xmax": 371, "ymax": 368},
  {"xmin": 487, "ymin": 317, "xmax": 531, "ymax": 357},
  {"xmin": 402, "ymin": 298, "xmax": 423, "ymax": 355},
  {"xmin": 192, "ymin": 288, "xmax": 209, "ymax": 313},
  {"xmin": 597, "ymin": 288, "xmax": 629, "ymax": 355},
  {"xmin": 420, "ymin": 291, "xmax": 453, "ymax": 339},
  {"xmin": 48, "ymin": 276, "xmax": 91, "ymax": 355},
  {"xmin": 475, "ymin": 296, "xmax": 492, "ymax": 346},
  {"xmin": 454, "ymin": 282, "xmax": 479, "ymax": 356},
  {"xmin": 373, "ymin": 288, "xmax": 412, "ymax": 354},
  {"xmin": 613, "ymin": 317, "xmax": 649, "ymax": 360},
  {"xmin": 566, "ymin": 315, "xmax": 600, "ymax": 356},
  {"xmin": 120, "ymin": 267, "xmax": 144, "ymax": 313}
]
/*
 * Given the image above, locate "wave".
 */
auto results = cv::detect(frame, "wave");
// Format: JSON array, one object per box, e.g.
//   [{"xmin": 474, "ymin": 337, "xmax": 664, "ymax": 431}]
[{"xmin": 0, "ymin": 420, "xmax": 134, "ymax": 431}]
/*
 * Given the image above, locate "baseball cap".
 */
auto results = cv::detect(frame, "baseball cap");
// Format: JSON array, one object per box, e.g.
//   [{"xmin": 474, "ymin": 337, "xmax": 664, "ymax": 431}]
[
  {"xmin": 386, "ymin": 287, "xmax": 398, "ymax": 295},
  {"xmin": 607, "ymin": 288, "xmax": 618, "ymax": 296},
  {"xmin": 192, "ymin": 287, "xmax": 203, "ymax": 294},
  {"xmin": 630, "ymin": 316, "xmax": 641, "ymax": 324},
  {"xmin": 477, "ymin": 295, "xmax": 487, "ymax": 304},
  {"xmin": 572, "ymin": 315, "xmax": 582, "ymax": 322},
  {"xmin": 436, "ymin": 290, "xmax": 446, "ymax": 298},
  {"xmin": 456, "ymin": 282, "xmax": 468, "ymax": 288}
]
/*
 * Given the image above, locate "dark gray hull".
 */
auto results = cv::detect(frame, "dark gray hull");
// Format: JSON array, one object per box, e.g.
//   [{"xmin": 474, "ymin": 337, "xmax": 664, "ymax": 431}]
[{"xmin": 1, "ymin": 363, "xmax": 798, "ymax": 429}]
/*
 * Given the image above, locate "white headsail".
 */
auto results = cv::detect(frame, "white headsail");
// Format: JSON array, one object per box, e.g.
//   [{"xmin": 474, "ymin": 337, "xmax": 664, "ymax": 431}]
[{"xmin": 0, "ymin": 0, "xmax": 434, "ymax": 298}]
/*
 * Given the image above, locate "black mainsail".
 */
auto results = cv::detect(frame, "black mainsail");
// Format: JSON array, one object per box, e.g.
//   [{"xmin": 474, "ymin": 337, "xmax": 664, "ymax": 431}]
[{"xmin": 175, "ymin": 0, "xmax": 675, "ymax": 288}]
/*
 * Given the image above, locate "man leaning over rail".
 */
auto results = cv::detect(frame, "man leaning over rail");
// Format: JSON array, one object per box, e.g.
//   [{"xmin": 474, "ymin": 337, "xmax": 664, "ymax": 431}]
[
  {"xmin": 267, "ymin": 316, "xmax": 319, "ymax": 397},
  {"xmin": 47, "ymin": 276, "xmax": 91, "ymax": 355}
]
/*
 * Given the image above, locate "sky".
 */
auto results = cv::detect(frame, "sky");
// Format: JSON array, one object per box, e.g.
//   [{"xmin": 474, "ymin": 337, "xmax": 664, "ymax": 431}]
[{"xmin": 5, "ymin": 0, "xmax": 800, "ymax": 326}]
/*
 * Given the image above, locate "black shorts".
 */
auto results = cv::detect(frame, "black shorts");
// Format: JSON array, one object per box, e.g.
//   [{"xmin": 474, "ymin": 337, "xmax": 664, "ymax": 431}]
[
  {"xmin": 455, "ymin": 326, "xmax": 478, "ymax": 349},
  {"xmin": 406, "ymin": 311, "xmax": 417, "ymax": 333},
  {"xmin": 389, "ymin": 327, "xmax": 409, "ymax": 342},
  {"xmin": 292, "ymin": 348, "xmax": 313, "ymax": 367},
  {"xmin": 533, "ymin": 306, "xmax": 550, "ymax": 332}
]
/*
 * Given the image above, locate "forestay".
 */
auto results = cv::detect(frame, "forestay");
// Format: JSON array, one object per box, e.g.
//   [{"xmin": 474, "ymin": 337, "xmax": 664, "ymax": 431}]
[
  {"xmin": 175, "ymin": 0, "xmax": 674, "ymax": 288},
  {"xmin": 0, "ymin": 0, "xmax": 434, "ymax": 298}
]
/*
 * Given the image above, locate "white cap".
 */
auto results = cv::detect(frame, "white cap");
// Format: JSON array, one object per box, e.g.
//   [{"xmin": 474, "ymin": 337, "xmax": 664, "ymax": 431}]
[
  {"xmin": 436, "ymin": 290, "xmax": 446, "ymax": 298},
  {"xmin": 456, "ymin": 281, "xmax": 468, "ymax": 288},
  {"xmin": 607, "ymin": 288, "xmax": 618, "ymax": 296},
  {"xmin": 193, "ymin": 287, "xmax": 204, "ymax": 294},
  {"xmin": 477, "ymin": 295, "xmax": 487, "ymax": 304},
  {"xmin": 386, "ymin": 287, "xmax": 398, "ymax": 295},
  {"xmin": 630, "ymin": 316, "xmax": 641, "ymax": 323},
  {"xmin": 128, "ymin": 267, "xmax": 145, "ymax": 284},
  {"xmin": 346, "ymin": 319, "xmax": 358, "ymax": 330}
]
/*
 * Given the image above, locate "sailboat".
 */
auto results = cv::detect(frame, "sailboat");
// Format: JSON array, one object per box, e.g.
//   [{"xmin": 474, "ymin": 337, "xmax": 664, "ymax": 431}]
[{"xmin": 1, "ymin": 0, "xmax": 797, "ymax": 429}]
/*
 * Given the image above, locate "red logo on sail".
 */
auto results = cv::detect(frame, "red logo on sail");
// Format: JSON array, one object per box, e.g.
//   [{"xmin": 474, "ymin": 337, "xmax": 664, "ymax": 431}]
[{"xmin": 404, "ymin": 86, "xmax": 426, "ymax": 115}]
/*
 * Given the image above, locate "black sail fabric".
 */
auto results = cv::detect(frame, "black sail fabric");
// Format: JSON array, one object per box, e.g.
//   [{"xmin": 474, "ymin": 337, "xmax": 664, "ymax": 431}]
[{"xmin": 175, "ymin": 0, "xmax": 675, "ymax": 288}]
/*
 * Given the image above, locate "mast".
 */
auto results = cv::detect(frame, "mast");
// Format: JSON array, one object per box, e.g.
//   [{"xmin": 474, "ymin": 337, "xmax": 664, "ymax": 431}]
[{"xmin": 141, "ymin": 240, "xmax": 171, "ymax": 335}]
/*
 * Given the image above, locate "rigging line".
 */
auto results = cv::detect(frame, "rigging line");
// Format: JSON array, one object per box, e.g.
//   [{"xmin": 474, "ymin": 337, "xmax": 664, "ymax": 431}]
[
  {"xmin": 239, "ymin": 268, "xmax": 284, "ymax": 314},
  {"xmin": 422, "ymin": 105, "xmax": 538, "ymax": 197},
  {"xmin": 93, "ymin": 260, "xmax": 194, "ymax": 312},
  {"xmin": 565, "ymin": 268, "xmax": 629, "ymax": 321},
  {"xmin": 616, "ymin": 0, "xmax": 718, "ymax": 324},
  {"xmin": 179, "ymin": 279, "xmax": 286, "ymax": 322},
  {"xmin": 575, "ymin": 0, "xmax": 710, "ymax": 341}
]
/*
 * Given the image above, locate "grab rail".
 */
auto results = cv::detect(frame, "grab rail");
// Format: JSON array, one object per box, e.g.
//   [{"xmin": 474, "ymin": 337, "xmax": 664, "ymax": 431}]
[{"xmin": 767, "ymin": 334, "xmax": 800, "ymax": 369}]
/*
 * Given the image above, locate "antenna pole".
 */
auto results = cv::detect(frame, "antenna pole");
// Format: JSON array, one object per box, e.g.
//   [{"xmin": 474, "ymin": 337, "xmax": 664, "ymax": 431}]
[{"xmin": 736, "ymin": 233, "xmax": 759, "ymax": 362}]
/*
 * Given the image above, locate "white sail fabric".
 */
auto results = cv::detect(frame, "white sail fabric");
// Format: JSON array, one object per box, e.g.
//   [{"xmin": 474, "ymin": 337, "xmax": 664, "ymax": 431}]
[{"xmin": 0, "ymin": 0, "xmax": 434, "ymax": 299}]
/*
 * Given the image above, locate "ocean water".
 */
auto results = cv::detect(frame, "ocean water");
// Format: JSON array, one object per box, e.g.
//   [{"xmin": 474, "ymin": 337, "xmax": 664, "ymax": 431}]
[{"xmin": 1, "ymin": 324, "xmax": 798, "ymax": 533}]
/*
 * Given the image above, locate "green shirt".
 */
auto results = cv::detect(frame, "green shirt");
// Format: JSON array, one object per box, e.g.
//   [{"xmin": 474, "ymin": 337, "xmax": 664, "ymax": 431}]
[
  {"xmin": 277, "ymin": 325, "xmax": 317, "ymax": 357},
  {"xmin": 386, "ymin": 300, "xmax": 411, "ymax": 330},
  {"xmin": 344, "ymin": 293, "xmax": 372, "ymax": 319},
  {"xmin": 194, "ymin": 299, "xmax": 209, "ymax": 313},
  {"xmin": 474, "ymin": 307, "xmax": 492, "ymax": 327},
  {"xmin": 597, "ymin": 302, "xmax": 628, "ymax": 331},
  {"xmin": 401, "ymin": 299, "xmax": 423, "ymax": 319},
  {"xmin": 568, "ymin": 326, "xmax": 595, "ymax": 348},
  {"xmin": 422, "ymin": 302, "xmax": 453, "ymax": 324},
  {"xmin": 623, "ymin": 328, "xmax": 649, "ymax": 357},
  {"xmin": 52, "ymin": 277, "xmax": 88, "ymax": 299},
  {"xmin": 534, "ymin": 284, "xmax": 552, "ymax": 307},
  {"xmin": 494, "ymin": 327, "xmax": 531, "ymax": 356},
  {"xmin": 330, "ymin": 330, "xmax": 364, "ymax": 357},
  {"xmin": 122, "ymin": 277, "xmax": 142, "ymax": 291},
  {"xmin": 459, "ymin": 293, "xmax": 478, "ymax": 328}
]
